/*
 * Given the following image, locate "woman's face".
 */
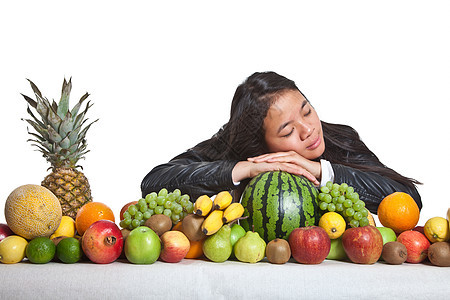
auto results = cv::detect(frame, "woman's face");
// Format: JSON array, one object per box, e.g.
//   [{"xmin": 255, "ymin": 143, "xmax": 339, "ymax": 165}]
[{"xmin": 263, "ymin": 90, "xmax": 325, "ymax": 160}]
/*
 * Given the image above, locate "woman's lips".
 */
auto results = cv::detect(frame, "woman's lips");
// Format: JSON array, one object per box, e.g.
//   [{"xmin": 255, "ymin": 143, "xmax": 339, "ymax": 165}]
[{"xmin": 307, "ymin": 136, "xmax": 321, "ymax": 150}]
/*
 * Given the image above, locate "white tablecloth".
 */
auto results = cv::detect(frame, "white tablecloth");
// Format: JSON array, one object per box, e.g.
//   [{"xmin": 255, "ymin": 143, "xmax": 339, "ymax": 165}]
[{"xmin": 1, "ymin": 258, "xmax": 449, "ymax": 299}]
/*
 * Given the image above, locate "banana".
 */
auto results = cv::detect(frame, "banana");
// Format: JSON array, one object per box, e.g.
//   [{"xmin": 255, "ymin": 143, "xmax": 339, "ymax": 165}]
[
  {"xmin": 213, "ymin": 191, "xmax": 233, "ymax": 210},
  {"xmin": 201, "ymin": 210, "xmax": 224, "ymax": 235},
  {"xmin": 447, "ymin": 208, "xmax": 450, "ymax": 232},
  {"xmin": 222, "ymin": 202, "xmax": 245, "ymax": 224},
  {"xmin": 194, "ymin": 195, "xmax": 213, "ymax": 216}
]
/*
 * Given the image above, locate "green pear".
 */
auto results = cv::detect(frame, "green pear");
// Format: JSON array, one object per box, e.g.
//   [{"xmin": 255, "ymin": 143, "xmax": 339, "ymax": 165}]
[
  {"xmin": 202, "ymin": 225, "xmax": 232, "ymax": 262},
  {"xmin": 230, "ymin": 224, "xmax": 246, "ymax": 258},
  {"xmin": 234, "ymin": 231, "xmax": 266, "ymax": 263}
]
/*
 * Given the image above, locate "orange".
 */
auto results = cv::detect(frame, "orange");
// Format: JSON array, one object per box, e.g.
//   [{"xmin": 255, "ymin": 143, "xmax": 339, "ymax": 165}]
[
  {"xmin": 377, "ymin": 192, "xmax": 420, "ymax": 234},
  {"xmin": 75, "ymin": 202, "xmax": 115, "ymax": 236},
  {"xmin": 185, "ymin": 239, "xmax": 204, "ymax": 259},
  {"xmin": 172, "ymin": 221, "xmax": 183, "ymax": 231}
]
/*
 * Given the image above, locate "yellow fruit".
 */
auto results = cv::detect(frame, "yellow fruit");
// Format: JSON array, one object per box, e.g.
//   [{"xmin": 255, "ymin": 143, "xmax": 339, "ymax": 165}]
[
  {"xmin": 319, "ymin": 212, "xmax": 346, "ymax": 239},
  {"xmin": 5, "ymin": 184, "xmax": 62, "ymax": 239},
  {"xmin": 193, "ymin": 195, "xmax": 213, "ymax": 217},
  {"xmin": 213, "ymin": 191, "xmax": 232, "ymax": 210},
  {"xmin": 50, "ymin": 216, "xmax": 76, "ymax": 239},
  {"xmin": 222, "ymin": 203, "xmax": 244, "ymax": 223},
  {"xmin": 201, "ymin": 210, "xmax": 224, "ymax": 235},
  {"xmin": 424, "ymin": 217, "xmax": 450, "ymax": 243},
  {"xmin": 367, "ymin": 211, "xmax": 376, "ymax": 227},
  {"xmin": 0, "ymin": 235, "xmax": 28, "ymax": 264}
]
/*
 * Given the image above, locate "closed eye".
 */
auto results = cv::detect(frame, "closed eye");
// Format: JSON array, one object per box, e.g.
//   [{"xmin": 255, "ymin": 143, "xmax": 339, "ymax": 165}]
[
  {"xmin": 282, "ymin": 128, "xmax": 294, "ymax": 138},
  {"xmin": 301, "ymin": 100, "xmax": 311, "ymax": 117}
]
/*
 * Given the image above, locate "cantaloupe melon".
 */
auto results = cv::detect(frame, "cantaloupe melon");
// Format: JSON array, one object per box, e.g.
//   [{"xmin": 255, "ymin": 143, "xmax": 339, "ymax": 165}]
[{"xmin": 5, "ymin": 184, "xmax": 62, "ymax": 239}]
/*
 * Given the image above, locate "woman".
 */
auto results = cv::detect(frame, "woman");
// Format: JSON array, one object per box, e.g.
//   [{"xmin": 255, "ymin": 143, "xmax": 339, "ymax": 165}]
[{"xmin": 141, "ymin": 71, "xmax": 422, "ymax": 213}]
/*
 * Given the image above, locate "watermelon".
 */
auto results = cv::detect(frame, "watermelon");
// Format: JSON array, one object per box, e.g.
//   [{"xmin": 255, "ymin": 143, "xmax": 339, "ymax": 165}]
[{"xmin": 239, "ymin": 171, "xmax": 319, "ymax": 243}]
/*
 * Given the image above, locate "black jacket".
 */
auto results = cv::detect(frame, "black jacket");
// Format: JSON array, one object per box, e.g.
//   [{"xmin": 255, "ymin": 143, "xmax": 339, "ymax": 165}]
[{"xmin": 141, "ymin": 149, "xmax": 422, "ymax": 214}]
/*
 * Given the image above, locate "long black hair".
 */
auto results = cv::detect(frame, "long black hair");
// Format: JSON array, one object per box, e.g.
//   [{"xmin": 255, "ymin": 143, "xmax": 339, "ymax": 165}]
[{"xmin": 192, "ymin": 71, "xmax": 420, "ymax": 189}]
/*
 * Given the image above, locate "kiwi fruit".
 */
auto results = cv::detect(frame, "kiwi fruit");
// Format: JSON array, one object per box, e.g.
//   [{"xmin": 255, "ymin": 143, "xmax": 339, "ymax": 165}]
[
  {"xmin": 51, "ymin": 236, "xmax": 68, "ymax": 246},
  {"xmin": 381, "ymin": 241, "xmax": 407, "ymax": 265},
  {"xmin": 121, "ymin": 228, "xmax": 131, "ymax": 241},
  {"xmin": 181, "ymin": 214, "xmax": 206, "ymax": 241},
  {"xmin": 266, "ymin": 238, "xmax": 291, "ymax": 264},
  {"xmin": 428, "ymin": 241, "xmax": 450, "ymax": 267},
  {"xmin": 144, "ymin": 214, "xmax": 172, "ymax": 236}
]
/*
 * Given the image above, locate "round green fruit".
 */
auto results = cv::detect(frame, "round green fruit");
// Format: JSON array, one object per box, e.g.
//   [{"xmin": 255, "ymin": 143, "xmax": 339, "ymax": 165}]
[
  {"xmin": 125, "ymin": 226, "xmax": 161, "ymax": 264},
  {"xmin": 240, "ymin": 171, "xmax": 319, "ymax": 243}
]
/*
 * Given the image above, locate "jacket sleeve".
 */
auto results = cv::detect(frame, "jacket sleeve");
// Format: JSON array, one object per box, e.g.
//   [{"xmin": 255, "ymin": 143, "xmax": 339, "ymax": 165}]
[
  {"xmin": 140, "ymin": 150, "xmax": 239, "ymax": 200},
  {"xmin": 331, "ymin": 163, "xmax": 422, "ymax": 214}
]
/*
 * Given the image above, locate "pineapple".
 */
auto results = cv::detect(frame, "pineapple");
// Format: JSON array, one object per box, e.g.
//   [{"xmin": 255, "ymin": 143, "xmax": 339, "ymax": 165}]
[{"xmin": 21, "ymin": 78, "xmax": 98, "ymax": 219}]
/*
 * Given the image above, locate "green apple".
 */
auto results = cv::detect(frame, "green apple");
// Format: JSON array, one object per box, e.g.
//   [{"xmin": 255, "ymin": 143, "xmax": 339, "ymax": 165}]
[
  {"xmin": 229, "ymin": 224, "xmax": 246, "ymax": 258},
  {"xmin": 230, "ymin": 224, "xmax": 246, "ymax": 247},
  {"xmin": 125, "ymin": 226, "xmax": 161, "ymax": 264},
  {"xmin": 326, "ymin": 237, "xmax": 347, "ymax": 261},
  {"xmin": 376, "ymin": 227, "xmax": 397, "ymax": 245}
]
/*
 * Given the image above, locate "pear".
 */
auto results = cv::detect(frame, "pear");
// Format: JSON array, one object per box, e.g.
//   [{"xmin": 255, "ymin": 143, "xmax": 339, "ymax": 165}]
[
  {"xmin": 202, "ymin": 224, "xmax": 232, "ymax": 262},
  {"xmin": 234, "ymin": 231, "xmax": 266, "ymax": 263}
]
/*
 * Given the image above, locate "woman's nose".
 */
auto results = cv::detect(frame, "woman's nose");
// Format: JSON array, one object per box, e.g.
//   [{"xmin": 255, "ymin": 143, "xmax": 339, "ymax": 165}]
[{"xmin": 297, "ymin": 121, "xmax": 312, "ymax": 141}]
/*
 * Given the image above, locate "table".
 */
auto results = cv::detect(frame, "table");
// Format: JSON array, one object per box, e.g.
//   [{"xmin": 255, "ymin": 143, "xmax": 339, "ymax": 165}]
[{"xmin": 1, "ymin": 258, "xmax": 449, "ymax": 299}]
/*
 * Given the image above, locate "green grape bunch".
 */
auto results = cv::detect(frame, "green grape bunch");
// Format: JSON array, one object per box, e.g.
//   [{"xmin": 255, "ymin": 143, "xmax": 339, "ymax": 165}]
[
  {"xmin": 318, "ymin": 181, "xmax": 370, "ymax": 228},
  {"xmin": 119, "ymin": 188, "xmax": 194, "ymax": 230}
]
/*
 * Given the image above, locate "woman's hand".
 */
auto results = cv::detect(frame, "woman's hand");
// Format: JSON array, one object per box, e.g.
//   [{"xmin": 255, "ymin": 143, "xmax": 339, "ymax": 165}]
[
  {"xmin": 232, "ymin": 151, "xmax": 321, "ymax": 186},
  {"xmin": 247, "ymin": 151, "xmax": 322, "ymax": 180},
  {"xmin": 248, "ymin": 151, "xmax": 321, "ymax": 176}
]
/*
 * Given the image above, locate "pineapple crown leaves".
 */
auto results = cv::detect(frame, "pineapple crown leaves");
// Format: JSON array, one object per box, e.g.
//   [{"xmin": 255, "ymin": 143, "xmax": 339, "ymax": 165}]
[{"xmin": 21, "ymin": 78, "xmax": 98, "ymax": 169}]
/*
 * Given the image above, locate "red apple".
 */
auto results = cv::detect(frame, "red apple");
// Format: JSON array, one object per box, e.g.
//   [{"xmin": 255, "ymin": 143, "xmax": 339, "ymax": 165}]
[
  {"xmin": 82, "ymin": 220, "xmax": 123, "ymax": 264},
  {"xmin": 342, "ymin": 225, "xmax": 383, "ymax": 264},
  {"xmin": 288, "ymin": 226, "xmax": 330, "ymax": 264},
  {"xmin": 120, "ymin": 201, "xmax": 138, "ymax": 220},
  {"xmin": 160, "ymin": 230, "xmax": 190, "ymax": 263},
  {"xmin": 397, "ymin": 230, "xmax": 430, "ymax": 263},
  {"xmin": 0, "ymin": 223, "xmax": 14, "ymax": 242}
]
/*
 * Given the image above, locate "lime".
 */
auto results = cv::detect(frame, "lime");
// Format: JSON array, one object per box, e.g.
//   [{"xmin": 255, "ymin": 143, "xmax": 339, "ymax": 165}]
[
  {"xmin": 26, "ymin": 237, "xmax": 56, "ymax": 264},
  {"xmin": 56, "ymin": 237, "xmax": 82, "ymax": 264}
]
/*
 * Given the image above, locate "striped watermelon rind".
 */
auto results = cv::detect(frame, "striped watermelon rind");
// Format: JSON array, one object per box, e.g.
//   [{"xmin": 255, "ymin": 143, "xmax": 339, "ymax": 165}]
[{"xmin": 239, "ymin": 171, "xmax": 319, "ymax": 243}]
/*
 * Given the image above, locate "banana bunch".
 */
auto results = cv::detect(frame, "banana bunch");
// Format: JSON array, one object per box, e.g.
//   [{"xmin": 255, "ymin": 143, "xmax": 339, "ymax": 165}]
[{"xmin": 194, "ymin": 191, "xmax": 244, "ymax": 235}]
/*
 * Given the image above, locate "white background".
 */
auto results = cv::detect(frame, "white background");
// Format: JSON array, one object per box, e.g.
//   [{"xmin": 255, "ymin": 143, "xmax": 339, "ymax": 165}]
[{"xmin": 1, "ymin": 0, "xmax": 449, "ymax": 225}]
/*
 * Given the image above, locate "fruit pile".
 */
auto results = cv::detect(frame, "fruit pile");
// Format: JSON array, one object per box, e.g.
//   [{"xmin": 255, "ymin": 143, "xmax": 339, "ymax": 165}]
[{"xmin": 1, "ymin": 181, "xmax": 449, "ymax": 267}]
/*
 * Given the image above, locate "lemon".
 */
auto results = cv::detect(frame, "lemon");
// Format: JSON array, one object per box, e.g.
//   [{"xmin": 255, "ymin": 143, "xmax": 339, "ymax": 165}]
[
  {"xmin": 50, "ymin": 216, "xmax": 76, "ymax": 240},
  {"xmin": 319, "ymin": 212, "xmax": 346, "ymax": 239},
  {"xmin": 56, "ymin": 237, "xmax": 82, "ymax": 264},
  {"xmin": 0, "ymin": 235, "xmax": 28, "ymax": 264},
  {"xmin": 26, "ymin": 237, "xmax": 56, "ymax": 264},
  {"xmin": 424, "ymin": 217, "xmax": 450, "ymax": 243}
]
